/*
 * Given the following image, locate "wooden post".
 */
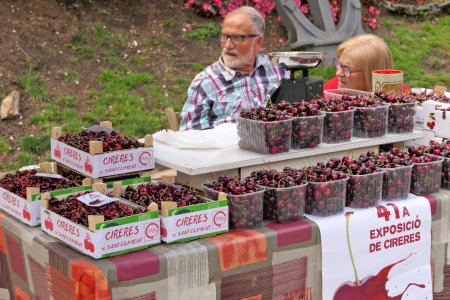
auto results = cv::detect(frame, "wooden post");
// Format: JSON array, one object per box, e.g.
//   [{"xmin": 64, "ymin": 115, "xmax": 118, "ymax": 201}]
[
  {"xmin": 99, "ymin": 121, "xmax": 113, "ymax": 128},
  {"xmin": 26, "ymin": 187, "xmax": 40, "ymax": 201},
  {"xmin": 88, "ymin": 215, "xmax": 105, "ymax": 231},
  {"xmin": 161, "ymin": 201, "xmax": 177, "ymax": 217},
  {"xmin": 147, "ymin": 202, "xmax": 158, "ymax": 212},
  {"xmin": 92, "ymin": 183, "xmax": 107, "ymax": 195},
  {"xmin": 113, "ymin": 182, "xmax": 123, "ymax": 197},
  {"xmin": 218, "ymin": 192, "xmax": 228, "ymax": 201},
  {"xmin": 89, "ymin": 141, "xmax": 103, "ymax": 155},
  {"xmin": 144, "ymin": 134, "xmax": 153, "ymax": 147},
  {"xmin": 164, "ymin": 107, "xmax": 179, "ymax": 131},
  {"xmin": 82, "ymin": 178, "xmax": 93, "ymax": 186},
  {"xmin": 39, "ymin": 162, "xmax": 57, "ymax": 173},
  {"xmin": 161, "ymin": 175, "xmax": 176, "ymax": 184},
  {"xmin": 40, "ymin": 192, "xmax": 51, "ymax": 208},
  {"xmin": 52, "ymin": 127, "xmax": 62, "ymax": 139}
]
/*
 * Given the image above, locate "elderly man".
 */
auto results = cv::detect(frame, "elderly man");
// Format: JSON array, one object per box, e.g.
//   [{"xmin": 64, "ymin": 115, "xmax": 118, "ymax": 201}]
[{"xmin": 179, "ymin": 6, "xmax": 287, "ymax": 130}]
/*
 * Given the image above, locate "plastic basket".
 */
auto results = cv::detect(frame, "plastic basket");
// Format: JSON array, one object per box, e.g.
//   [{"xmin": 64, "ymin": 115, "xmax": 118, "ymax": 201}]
[{"xmin": 291, "ymin": 115, "xmax": 324, "ymax": 149}]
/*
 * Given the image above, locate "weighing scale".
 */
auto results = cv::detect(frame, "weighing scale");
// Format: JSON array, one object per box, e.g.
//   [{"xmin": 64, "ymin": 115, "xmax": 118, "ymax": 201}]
[{"xmin": 266, "ymin": 51, "xmax": 327, "ymax": 103}]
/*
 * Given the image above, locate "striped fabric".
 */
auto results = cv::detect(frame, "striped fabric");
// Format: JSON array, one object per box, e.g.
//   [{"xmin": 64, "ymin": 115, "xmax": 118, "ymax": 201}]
[
  {"xmin": 179, "ymin": 54, "xmax": 287, "ymax": 130},
  {"xmin": 0, "ymin": 190, "xmax": 450, "ymax": 299}
]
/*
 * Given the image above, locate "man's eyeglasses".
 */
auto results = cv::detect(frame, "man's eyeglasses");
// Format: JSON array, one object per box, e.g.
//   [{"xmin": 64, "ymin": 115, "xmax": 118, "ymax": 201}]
[
  {"xmin": 335, "ymin": 58, "xmax": 362, "ymax": 78},
  {"xmin": 220, "ymin": 33, "xmax": 260, "ymax": 45}
]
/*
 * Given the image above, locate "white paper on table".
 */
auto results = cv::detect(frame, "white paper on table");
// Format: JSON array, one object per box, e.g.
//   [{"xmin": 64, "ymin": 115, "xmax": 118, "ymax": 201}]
[{"xmin": 153, "ymin": 123, "xmax": 239, "ymax": 149}]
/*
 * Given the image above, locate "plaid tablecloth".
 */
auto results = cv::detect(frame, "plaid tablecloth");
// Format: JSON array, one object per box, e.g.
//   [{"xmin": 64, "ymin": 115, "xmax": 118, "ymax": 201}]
[{"xmin": 1, "ymin": 189, "xmax": 450, "ymax": 300}]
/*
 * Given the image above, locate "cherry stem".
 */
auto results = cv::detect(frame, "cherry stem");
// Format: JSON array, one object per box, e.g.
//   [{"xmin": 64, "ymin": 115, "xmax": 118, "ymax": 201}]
[{"xmin": 345, "ymin": 212, "xmax": 360, "ymax": 285}]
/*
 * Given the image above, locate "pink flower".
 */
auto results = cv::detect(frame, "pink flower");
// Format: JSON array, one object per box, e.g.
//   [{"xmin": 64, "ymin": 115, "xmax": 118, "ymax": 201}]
[
  {"xmin": 278, "ymin": 37, "xmax": 286, "ymax": 45},
  {"xmin": 219, "ymin": 7, "xmax": 227, "ymax": 17},
  {"xmin": 369, "ymin": 6, "xmax": 376, "ymax": 14},
  {"xmin": 184, "ymin": 0, "xmax": 195, "ymax": 9},
  {"xmin": 300, "ymin": 4, "xmax": 309, "ymax": 14},
  {"xmin": 369, "ymin": 17, "xmax": 377, "ymax": 29},
  {"xmin": 202, "ymin": 3, "xmax": 212, "ymax": 12},
  {"xmin": 277, "ymin": 15, "xmax": 283, "ymax": 24}
]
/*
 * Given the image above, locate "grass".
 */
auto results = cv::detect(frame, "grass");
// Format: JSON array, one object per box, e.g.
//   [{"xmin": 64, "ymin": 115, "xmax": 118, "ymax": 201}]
[
  {"xmin": 17, "ymin": 72, "xmax": 48, "ymax": 101},
  {"xmin": 182, "ymin": 22, "xmax": 221, "ymax": 43},
  {"xmin": 384, "ymin": 15, "xmax": 450, "ymax": 88},
  {"xmin": 0, "ymin": 138, "xmax": 11, "ymax": 154},
  {"xmin": 19, "ymin": 135, "xmax": 50, "ymax": 155}
]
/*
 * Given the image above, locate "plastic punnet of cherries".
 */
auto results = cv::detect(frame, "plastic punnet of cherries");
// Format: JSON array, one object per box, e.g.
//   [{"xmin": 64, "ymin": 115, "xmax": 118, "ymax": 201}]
[
  {"xmin": 419, "ymin": 141, "xmax": 450, "ymax": 188},
  {"xmin": 0, "ymin": 169, "xmax": 77, "ymax": 198},
  {"xmin": 58, "ymin": 130, "xmax": 144, "ymax": 153},
  {"xmin": 121, "ymin": 181, "xmax": 205, "ymax": 210},
  {"xmin": 346, "ymin": 94, "xmax": 388, "ymax": 138},
  {"xmin": 324, "ymin": 153, "xmax": 384, "ymax": 208},
  {"xmin": 203, "ymin": 175, "xmax": 264, "ymax": 229},
  {"xmin": 237, "ymin": 103, "xmax": 293, "ymax": 154},
  {"xmin": 302, "ymin": 162, "xmax": 348, "ymax": 216},
  {"xmin": 48, "ymin": 191, "xmax": 146, "ymax": 227},
  {"xmin": 249, "ymin": 167, "xmax": 307, "ymax": 223},
  {"xmin": 375, "ymin": 91, "xmax": 416, "ymax": 133}
]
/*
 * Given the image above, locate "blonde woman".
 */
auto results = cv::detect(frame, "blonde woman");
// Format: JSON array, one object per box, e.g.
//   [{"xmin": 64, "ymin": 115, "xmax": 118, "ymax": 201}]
[{"xmin": 324, "ymin": 34, "xmax": 409, "ymax": 93}]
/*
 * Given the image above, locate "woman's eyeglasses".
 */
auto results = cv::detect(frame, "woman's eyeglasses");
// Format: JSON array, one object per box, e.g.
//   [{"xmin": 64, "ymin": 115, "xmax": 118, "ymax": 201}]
[
  {"xmin": 335, "ymin": 59, "xmax": 362, "ymax": 78},
  {"xmin": 220, "ymin": 33, "xmax": 260, "ymax": 45}
]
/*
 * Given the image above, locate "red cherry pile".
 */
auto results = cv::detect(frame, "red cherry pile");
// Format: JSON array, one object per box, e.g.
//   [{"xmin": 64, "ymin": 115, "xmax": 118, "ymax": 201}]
[
  {"xmin": 302, "ymin": 162, "xmax": 348, "ymax": 216},
  {"xmin": 0, "ymin": 169, "xmax": 77, "ymax": 198},
  {"xmin": 238, "ymin": 103, "xmax": 293, "ymax": 154},
  {"xmin": 249, "ymin": 167, "xmax": 306, "ymax": 223},
  {"xmin": 321, "ymin": 98, "xmax": 354, "ymax": 143},
  {"xmin": 48, "ymin": 191, "xmax": 145, "ymax": 226},
  {"xmin": 410, "ymin": 91, "xmax": 450, "ymax": 105},
  {"xmin": 121, "ymin": 182, "xmax": 204, "ymax": 210},
  {"xmin": 58, "ymin": 130, "xmax": 143, "ymax": 153},
  {"xmin": 375, "ymin": 91, "xmax": 415, "ymax": 133},
  {"xmin": 203, "ymin": 175, "xmax": 263, "ymax": 229},
  {"xmin": 348, "ymin": 95, "xmax": 388, "ymax": 138}
]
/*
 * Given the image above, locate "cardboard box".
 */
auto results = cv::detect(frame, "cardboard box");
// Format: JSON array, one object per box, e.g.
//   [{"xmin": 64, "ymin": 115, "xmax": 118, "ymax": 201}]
[
  {"xmin": 113, "ymin": 177, "xmax": 229, "ymax": 243},
  {"xmin": 40, "ymin": 183, "xmax": 160, "ymax": 259},
  {"xmin": 0, "ymin": 162, "xmax": 77, "ymax": 226},
  {"xmin": 50, "ymin": 127, "xmax": 155, "ymax": 178},
  {"xmin": 414, "ymin": 101, "xmax": 450, "ymax": 139}
]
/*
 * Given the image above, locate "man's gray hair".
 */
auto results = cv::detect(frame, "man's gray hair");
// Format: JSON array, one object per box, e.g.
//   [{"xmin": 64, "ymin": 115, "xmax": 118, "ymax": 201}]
[{"xmin": 228, "ymin": 6, "xmax": 265, "ymax": 34}]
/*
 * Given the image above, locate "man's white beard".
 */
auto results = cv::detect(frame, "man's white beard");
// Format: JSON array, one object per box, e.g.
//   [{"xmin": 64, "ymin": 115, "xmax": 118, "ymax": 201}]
[{"xmin": 222, "ymin": 49, "xmax": 255, "ymax": 71}]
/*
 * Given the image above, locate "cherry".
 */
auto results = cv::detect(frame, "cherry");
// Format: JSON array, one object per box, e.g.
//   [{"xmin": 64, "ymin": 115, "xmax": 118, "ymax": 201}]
[{"xmin": 57, "ymin": 129, "xmax": 144, "ymax": 153}]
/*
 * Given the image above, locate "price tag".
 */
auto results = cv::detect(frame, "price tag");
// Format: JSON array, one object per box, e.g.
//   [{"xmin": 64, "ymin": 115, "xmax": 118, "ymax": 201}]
[
  {"xmin": 35, "ymin": 173, "xmax": 63, "ymax": 179},
  {"xmin": 76, "ymin": 191, "xmax": 117, "ymax": 207}
]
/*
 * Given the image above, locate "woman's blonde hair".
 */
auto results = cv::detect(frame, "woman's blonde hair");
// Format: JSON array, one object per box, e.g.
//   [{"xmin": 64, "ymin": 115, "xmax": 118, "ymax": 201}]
[{"xmin": 336, "ymin": 34, "xmax": 393, "ymax": 91}]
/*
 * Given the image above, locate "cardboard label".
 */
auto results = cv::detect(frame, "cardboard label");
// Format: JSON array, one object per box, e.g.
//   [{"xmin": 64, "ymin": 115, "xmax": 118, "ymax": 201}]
[
  {"xmin": 35, "ymin": 173, "xmax": 63, "ymax": 179},
  {"xmin": 76, "ymin": 192, "xmax": 117, "ymax": 207},
  {"xmin": 51, "ymin": 139, "xmax": 155, "ymax": 178},
  {"xmin": 161, "ymin": 205, "xmax": 229, "ymax": 243},
  {"xmin": 0, "ymin": 187, "xmax": 40, "ymax": 226},
  {"xmin": 41, "ymin": 208, "xmax": 160, "ymax": 259}
]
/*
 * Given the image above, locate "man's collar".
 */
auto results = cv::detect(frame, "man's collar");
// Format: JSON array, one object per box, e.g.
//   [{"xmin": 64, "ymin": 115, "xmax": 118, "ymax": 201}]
[{"xmin": 218, "ymin": 54, "xmax": 269, "ymax": 81}]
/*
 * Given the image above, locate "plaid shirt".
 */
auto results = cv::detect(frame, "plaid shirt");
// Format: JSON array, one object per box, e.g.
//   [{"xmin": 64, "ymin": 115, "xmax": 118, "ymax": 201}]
[{"xmin": 179, "ymin": 54, "xmax": 287, "ymax": 130}]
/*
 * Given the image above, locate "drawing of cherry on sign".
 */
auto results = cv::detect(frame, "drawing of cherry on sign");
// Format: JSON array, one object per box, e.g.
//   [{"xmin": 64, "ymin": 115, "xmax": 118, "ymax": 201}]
[
  {"xmin": 333, "ymin": 212, "xmax": 425, "ymax": 300},
  {"xmin": 44, "ymin": 214, "xmax": 53, "ymax": 231},
  {"xmin": 84, "ymin": 158, "xmax": 93, "ymax": 173},
  {"xmin": 54, "ymin": 144, "xmax": 61, "ymax": 158},
  {"xmin": 84, "ymin": 234, "xmax": 95, "ymax": 252},
  {"xmin": 22, "ymin": 205, "xmax": 31, "ymax": 221}
]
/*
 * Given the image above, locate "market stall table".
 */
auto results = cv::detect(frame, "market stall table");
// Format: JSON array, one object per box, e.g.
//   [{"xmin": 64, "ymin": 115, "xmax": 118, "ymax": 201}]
[
  {"xmin": 154, "ymin": 131, "xmax": 422, "ymax": 189},
  {"xmin": 1, "ymin": 189, "xmax": 450, "ymax": 300}
]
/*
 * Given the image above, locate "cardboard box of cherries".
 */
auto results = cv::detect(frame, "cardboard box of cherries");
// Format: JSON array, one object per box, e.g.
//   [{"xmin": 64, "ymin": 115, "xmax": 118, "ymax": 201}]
[
  {"xmin": 116, "ymin": 176, "xmax": 228, "ymax": 243},
  {"xmin": 40, "ymin": 181, "xmax": 160, "ymax": 259},
  {"xmin": 0, "ymin": 162, "xmax": 78, "ymax": 226},
  {"xmin": 50, "ymin": 121, "xmax": 154, "ymax": 178}
]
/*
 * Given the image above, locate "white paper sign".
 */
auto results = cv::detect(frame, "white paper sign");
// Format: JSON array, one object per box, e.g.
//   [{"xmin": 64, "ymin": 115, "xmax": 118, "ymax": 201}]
[
  {"xmin": 76, "ymin": 192, "xmax": 117, "ymax": 207},
  {"xmin": 306, "ymin": 194, "xmax": 432, "ymax": 300},
  {"xmin": 35, "ymin": 173, "xmax": 64, "ymax": 179}
]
